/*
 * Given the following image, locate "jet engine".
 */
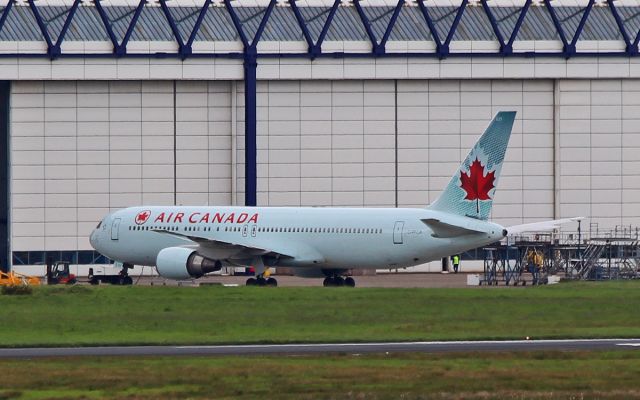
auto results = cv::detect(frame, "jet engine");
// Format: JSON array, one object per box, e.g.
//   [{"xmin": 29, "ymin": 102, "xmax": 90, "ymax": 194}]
[{"xmin": 156, "ymin": 247, "xmax": 221, "ymax": 280}]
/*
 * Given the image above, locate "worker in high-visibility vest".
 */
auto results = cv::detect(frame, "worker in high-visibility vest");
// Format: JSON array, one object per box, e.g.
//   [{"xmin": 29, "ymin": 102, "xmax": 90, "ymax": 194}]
[{"xmin": 452, "ymin": 254, "xmax": 460, "ymax": 274}]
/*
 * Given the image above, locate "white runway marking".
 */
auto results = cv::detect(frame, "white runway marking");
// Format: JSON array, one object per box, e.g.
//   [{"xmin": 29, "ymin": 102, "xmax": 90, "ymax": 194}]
[{"xmin": 176, "ymin": 338, "xmax": 640, "ymax": 349}]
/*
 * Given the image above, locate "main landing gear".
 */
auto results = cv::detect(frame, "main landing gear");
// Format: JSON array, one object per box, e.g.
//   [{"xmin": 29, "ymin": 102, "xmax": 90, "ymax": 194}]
[
  {"xmin": 323, "ymin": 275, "xmax": 356, "ymax": 287},
  {"xmin": 245, "ymin": 258, "xmax": 277, "ymax": 287},
  {"xmin": 246, "ymin": 276, "xmax": 278, "ymax": 287}
]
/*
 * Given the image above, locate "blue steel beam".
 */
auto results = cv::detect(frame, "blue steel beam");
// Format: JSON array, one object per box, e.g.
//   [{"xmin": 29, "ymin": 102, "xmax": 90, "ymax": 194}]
[
  {"xmin": 416, "ymin": 0, "xmax": 443, "ymax": 56},
  {"xmin": 224, "ymin": 0, "xmax": 277, "ymax": 207},
  {"xmin": 353, "ymin": 0, "xmax": 380, "ymax": 54},
  {"xmin": 93, "ymin": 0, "xmax": 121, "ymax": 53},
  {"xmin": 443, "ymin": 0, "xmax": 468, "ymax": 52},
  {"xmin": 29, "ymin": 0, "xmax": 83, "ymax": 59},
  {"xmin": 186, "ymin": 0, "xmax": 213, "ymax": 51},
  {"xmin": 607, "ymin": 0, "xmax": 635, "ymax": 55},
  {"xmin": 120, "ymin": 0, "xmax": 148, "ymax": 56},
  {"xmin": 315, "ymin": 0, "xmax": 341, "ymax": 55},
  {"xmin": 544, "ymin": 0, "xmax": 572, "ymax": 56},
  {"xmin": 0, "ymin": 0, "xmax": 14, "ymax": 35},
  {"xmin": 53, "ymin": 0, "xmax": 82, "ymax": 57},
  {"xmin": 379, "ymin": 0, "xmax": 405, "ymax": 53},
  {"xmin": 506, "ymin": 0, "xmax": 531, "ymax": 53},
  {"xmin": 480, "ymin": 0, "xmax": 506, "ymax": 54},
  {"xmin": 288, "ymin": 0, "xmax": 315, "ymax": 54},
  {"xmin": 224, "ymin": 0, "xmax": 250, "ymax": 47},
  {"xmin": 250, "ymin": 0, "xmax": 277, "ymax": 48},
  {"xmin": 95, "ymin": 0, "xmax": 147, "ymax": 56},
  {"xmin": 158, "ymin": 0, "xmax": 187, "ymax": 57},
  {"xmin": 569, "ymin": 0, "xmax": 595, "ymax": 47},
  {"xmin": 2, "ymin": 50, "xmax": 640, "ymax": 59},
  {"xmin": 27, "ymin": 0, "xmax": 54, "ymax": 57}
]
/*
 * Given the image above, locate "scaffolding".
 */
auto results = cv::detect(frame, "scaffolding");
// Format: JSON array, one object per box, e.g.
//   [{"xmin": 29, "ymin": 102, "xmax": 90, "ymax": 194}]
[{"xmin": 479, "ymin": 225, "xmax": 640, "ymax": 285}]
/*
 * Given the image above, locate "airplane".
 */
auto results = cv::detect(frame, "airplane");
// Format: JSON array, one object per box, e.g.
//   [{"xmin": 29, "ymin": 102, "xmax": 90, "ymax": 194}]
[{"xmin": 91, "ymin": 111, "xmax": 519, "ymax": 287}]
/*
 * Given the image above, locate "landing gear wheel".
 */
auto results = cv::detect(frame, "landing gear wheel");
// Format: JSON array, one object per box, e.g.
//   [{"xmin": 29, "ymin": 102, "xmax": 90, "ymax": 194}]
[
  {"xmin": 123, "ymin": 276, "xmax": 133, "ymax": 285},
  {"xmin": 257, "ymin": 277, "xmax": 267, "ymax": 286},
  {"xmin": 267, "ymin": 277, "xmax": 278, "ymax": 287},
  {"xmin": 323, "ymin": 277, "xmax": 332, "ymax": 287},
  {"xmin": 345, "ymin": 277, "xmax": 356, "ymax": 287},
  {"xmin": 246, "ymin": 277, "xmax": 257, "ymax": 286},
  {"xmin": 334, "ymin": 276, "xmax": 345, "ymax": 286}
]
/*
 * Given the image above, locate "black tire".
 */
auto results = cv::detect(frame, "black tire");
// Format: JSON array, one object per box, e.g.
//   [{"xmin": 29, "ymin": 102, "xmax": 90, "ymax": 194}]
[
  {"xmin": 267, "ymin": 277, "xmax": 278, "ymax": 287},
  {"xmin": 246, "ymin": 278, "xmax": 257, "ymax": 286},
  {"xmin": 90, "ymin": 278, "xmax": 99, "ymax": 285},
  {"xmin": 257, "ymin": 277, "xmax": 267, "ymax": 286},
  {"xmin": 123, "ymin": 276, "xmax": 133, "ymax": 285},
  {"xmin": 67, "ymin": 278, "xmax": 77, "ymax": 285},
  {"xmin": 323, "ymin": 277, "xmax": 332, "ymax": 287},
  {"xmin": 345, "ymin": 277, "xmax": 355, "ymax": 287},
  {"xmin": 335, "ymin": 277, "xmax": 345, "ymax": 286}
]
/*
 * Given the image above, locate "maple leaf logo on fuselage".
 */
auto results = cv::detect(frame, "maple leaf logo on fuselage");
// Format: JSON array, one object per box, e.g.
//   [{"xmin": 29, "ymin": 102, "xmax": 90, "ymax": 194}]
[
  {"xmin": 135, "ymin": 210, "xmax": 151, "ymax": 225},
  {"xmin": 460, "ymin": 157, "xmax": 496, "ymax": 214}
]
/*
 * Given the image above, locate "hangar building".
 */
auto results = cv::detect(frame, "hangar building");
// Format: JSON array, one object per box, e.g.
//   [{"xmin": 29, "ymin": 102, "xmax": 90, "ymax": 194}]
[{"xmin": 2, "ymin": 0, "xmax": 640, "ymax": 271}]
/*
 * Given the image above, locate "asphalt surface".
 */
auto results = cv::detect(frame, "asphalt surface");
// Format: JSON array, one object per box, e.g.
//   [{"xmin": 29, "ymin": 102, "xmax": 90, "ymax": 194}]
[
  {"xmin": 1, "ymin": 339, "xmax": 639, "ymax": 358},
  {"xmin": 137, "ymin": 272, "xmax": 477, "ymax": 288}
]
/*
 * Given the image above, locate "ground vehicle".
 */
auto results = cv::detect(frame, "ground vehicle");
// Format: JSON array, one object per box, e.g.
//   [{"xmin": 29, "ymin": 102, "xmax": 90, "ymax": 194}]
[
  {"xmin": 88, "ymin": 266, "xmax": 133, "ymax": 285},
  {"xmin": 47, "ymin": 262, "xmax": 77, "ymax": 285}
]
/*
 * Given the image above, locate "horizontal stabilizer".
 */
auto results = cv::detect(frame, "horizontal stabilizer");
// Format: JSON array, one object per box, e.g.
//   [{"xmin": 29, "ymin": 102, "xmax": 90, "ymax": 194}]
[
  {"xmin": 507, "ymin": 217, "xmax": 584, "ymax": 235},
  {"xmin": 421, "ymin": 218, "xmax": 485, "ymax": 238}
]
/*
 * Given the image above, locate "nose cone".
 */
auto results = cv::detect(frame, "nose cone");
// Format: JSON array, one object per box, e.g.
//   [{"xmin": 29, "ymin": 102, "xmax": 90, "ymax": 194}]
[
  {"xmin": 89, "ymin": 229, "xmax": 98, "ymax": 249},
  {"xmin": 89, "ymin": 229, "xmax": 100, "ymax": 251}
]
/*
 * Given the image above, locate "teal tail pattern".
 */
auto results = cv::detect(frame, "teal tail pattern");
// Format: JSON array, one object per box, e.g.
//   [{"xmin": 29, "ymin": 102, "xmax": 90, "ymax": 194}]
[{"xmin": 428, "ymin": 111, "xmax": 516, "ymax": 220}]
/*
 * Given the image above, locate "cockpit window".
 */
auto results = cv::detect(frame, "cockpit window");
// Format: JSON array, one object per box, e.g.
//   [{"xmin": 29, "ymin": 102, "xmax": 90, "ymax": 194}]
[{"xmin": 96, "ymin": 221, "xmax": 102, "ymax": 229}]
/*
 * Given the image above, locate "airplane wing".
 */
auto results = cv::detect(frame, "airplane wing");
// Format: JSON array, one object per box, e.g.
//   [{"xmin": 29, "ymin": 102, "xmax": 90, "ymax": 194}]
[
  {"xmin": 507, "ymin": 217, "xmax": 584, "ymax": 235},
  {"xmin": 421, "ymin": 218, "xmax": 485, "ymax": 238},
  {"xmin": 151, "ymin": 229, "xmax": 296, "ymax": 259}
]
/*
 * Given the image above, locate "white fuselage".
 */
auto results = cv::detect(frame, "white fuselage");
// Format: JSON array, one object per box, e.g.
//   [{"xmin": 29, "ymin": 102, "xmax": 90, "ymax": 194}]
[{"xmin": 90, "ymin": 206, "xmax": 506, "ymax": 271}]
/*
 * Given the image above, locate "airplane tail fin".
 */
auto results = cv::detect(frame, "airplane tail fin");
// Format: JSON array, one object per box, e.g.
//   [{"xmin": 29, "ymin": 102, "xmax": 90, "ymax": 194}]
[{"xmin": 428, "ymin": 111, "xmax": 516, "ymax": 221}]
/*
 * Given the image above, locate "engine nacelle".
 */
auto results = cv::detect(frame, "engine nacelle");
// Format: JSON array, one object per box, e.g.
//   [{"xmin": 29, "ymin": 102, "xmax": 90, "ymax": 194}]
[{"xmin": 156, "ymin": 247, "xmax": 221, "ymax": 280}]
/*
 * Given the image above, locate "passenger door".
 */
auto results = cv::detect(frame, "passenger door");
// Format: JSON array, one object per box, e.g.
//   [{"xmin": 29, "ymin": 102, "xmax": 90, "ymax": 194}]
[
  {"xmin": 393, "ymin": 221, "xmax": 404, "ymax": 244},
  {"xmin": 111, "ymin": 218, "xmax": 121, "ymax": 240}
]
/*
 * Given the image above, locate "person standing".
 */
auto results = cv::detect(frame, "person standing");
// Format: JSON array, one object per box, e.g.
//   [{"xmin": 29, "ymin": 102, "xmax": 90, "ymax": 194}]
[{"xmin": 452, "ymin": 254, "xmax": 460, "ymax": 274}]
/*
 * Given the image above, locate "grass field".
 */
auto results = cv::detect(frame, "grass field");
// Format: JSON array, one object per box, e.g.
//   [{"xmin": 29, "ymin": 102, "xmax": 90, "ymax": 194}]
[
  {"xmin": 0, "ymin": 280, "xmax": 639, "ymax": 347},
  {"xmin": 1, "ymin": 351, "xmax": 640, "ymax": 399}
]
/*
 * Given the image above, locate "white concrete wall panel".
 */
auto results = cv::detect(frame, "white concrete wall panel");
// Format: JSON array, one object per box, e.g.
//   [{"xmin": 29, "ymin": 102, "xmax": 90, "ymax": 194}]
[
  {"xmin": 11, "ymin": 80, "xmax": 233, "ymax": 251},
  {"xmin": 557, "ymin": 78, "xmax": 640, "ymax": 231}
]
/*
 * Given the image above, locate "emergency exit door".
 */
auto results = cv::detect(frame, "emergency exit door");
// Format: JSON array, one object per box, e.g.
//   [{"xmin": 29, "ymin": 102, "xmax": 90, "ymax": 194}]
[
  {"xmin": 111, "ymin": 218, "xmax": 121, "ymax": 240},
  {"xmin": 393, "ymin": 221, "xmax": 404, "ymax": 244}
]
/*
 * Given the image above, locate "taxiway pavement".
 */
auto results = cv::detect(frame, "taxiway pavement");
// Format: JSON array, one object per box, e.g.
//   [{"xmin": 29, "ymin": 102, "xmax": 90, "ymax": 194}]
[{"xmin": 1, "ymin": 339, "xmax": 639, "ymax": 358}]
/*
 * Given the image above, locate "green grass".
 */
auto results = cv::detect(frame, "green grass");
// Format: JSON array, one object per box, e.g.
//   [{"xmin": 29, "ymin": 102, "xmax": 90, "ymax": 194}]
[
  {"xmin": 1, "ymin": 351, "xmax": 640, "ymax": 399},
  {"xmin": 0, "ymin": 281, "xmax": 639, "ymax": 347}
]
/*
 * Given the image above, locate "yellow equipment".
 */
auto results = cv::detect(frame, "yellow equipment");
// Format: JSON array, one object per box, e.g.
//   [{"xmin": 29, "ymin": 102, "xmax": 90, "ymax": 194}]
[
  {"xmin": 526, "ymin": 250, "xmax": 544, "ymax": 270},
  {"xmin": 0, "ymin": 271, "xmax": 41, "ymax": 286}
]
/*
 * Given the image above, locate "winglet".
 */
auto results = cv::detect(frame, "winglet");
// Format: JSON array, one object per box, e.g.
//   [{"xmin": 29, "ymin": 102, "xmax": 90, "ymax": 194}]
[{"xmin": 428, "ymin": 111, "xmax": 516, "ymax": 220}]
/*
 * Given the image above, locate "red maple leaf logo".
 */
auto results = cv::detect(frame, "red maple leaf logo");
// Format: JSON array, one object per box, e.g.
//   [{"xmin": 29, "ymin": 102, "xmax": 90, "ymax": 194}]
[
  {"xmin": 135, "ymin": 210, "xmax": 151, "ymax": 225},
  {"xmin": 460, "ymin": 158, "xmax": 495, "ymax": 213}
]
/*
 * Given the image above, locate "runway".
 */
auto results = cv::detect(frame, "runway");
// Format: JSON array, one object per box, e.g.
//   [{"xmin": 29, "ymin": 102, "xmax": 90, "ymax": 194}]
[{"xmin": 1, "ymin": 339, "xmax": 639, "ymax": 358}]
